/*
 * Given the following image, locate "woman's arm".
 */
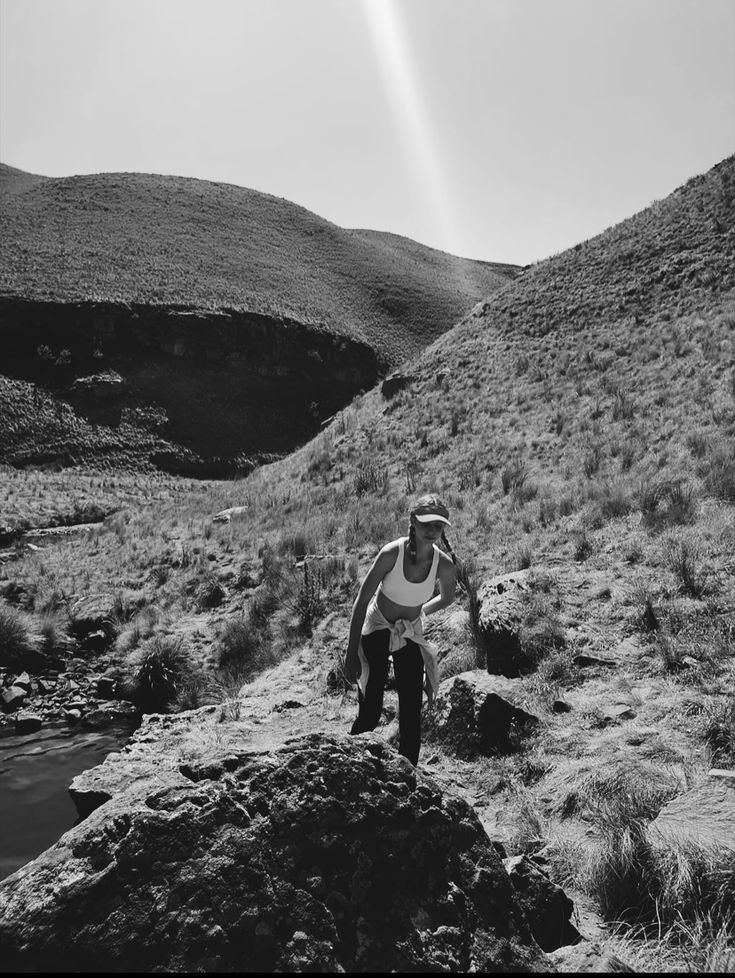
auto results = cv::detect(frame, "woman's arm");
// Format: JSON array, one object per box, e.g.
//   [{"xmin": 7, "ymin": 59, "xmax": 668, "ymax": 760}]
[
  {"xmin": 421, "ymin": 552, "xmax": 457, "ymax": 617},
  {"xmin": 342, "ymin": 543, "xmax": 398, "ymax": 683}
]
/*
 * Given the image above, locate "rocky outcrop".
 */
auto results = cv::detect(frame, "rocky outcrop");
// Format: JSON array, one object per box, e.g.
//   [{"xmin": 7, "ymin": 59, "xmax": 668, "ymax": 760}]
[
  {"xmin": 0, "ymin": 298, "xmax": 381, "ymax": 467},
  {"xmin": 427, "ymin": 670, "xmax": 538, "ymax": 757},
  {"xmin": 0, "ymin": 732, "xmax": 555, "ymax": 973}
]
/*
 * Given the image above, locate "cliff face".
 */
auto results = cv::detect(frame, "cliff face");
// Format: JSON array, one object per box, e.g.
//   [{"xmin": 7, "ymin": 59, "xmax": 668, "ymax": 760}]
[{"xmin": 0, "ymin": 298, "xmax": 380, "ymax": 470}]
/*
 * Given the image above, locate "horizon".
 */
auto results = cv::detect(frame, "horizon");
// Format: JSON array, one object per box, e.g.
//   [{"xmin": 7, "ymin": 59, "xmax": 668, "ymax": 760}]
[{"xmin": 1, "ymin": 0, "xmax": 734, "ymax": 266}]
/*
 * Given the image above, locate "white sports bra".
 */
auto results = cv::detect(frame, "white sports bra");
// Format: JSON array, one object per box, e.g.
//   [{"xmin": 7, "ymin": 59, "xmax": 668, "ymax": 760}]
[{"xmin": 378, "ymin": 538, "xmax": 440, "ymax": 606}]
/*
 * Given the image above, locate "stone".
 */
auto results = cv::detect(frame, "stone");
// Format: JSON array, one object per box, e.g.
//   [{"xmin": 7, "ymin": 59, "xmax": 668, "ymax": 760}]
[
  {"xmin": 476, "ymin": 570, "xmax": 533, "ymax": 675},
  {"xmin": 552, "ymin": 700, "xmax": 571, "ymax": 713},
  {"xmin": 0, "ymin": 733, "xmax": 554, "ymax": 973},
  {"xmin": 63, "ymin": 708, "xmax": 82, "ymax": 722},
  {"xmin": 428, "ymin": 670, "xmax": 538, "ymax": 757},
  {"xmin": 81, "ymin": 629, "xmax": 109, "ymax": 653},
  {"xmin": 14, "ymin": 713, "xmax": 42, "ymax": 734},
  {"xmin": 96, "ymin": 676, "xmax": 118, "ymax": 699},
  {"xmin": 601, "ymin": 704, "xmax": 636, "ymax": 723},
  {"xmin": 548, "ymin": 939, "xmax": 634, "ymax": 972},
  {"xmin": 81, "ymin": 709, "xmax": 116, "ymax": 730},
  {"xmin": 503, "ymin": 855, "xmax": 581, "ymax": 952},
  {"xmin": 1, "ymin": 686, "xmax": 28, "ymax": 712},
  {"xmin": 11, "ymin": 672, "xmax": 32, "ymax": 692},
  {"xmin": 573, "ymin": 654, "xmax": 616, "ymax": 668},
  {"xmin": 649, "ymin": 779, "xmax": 735, "ymax": 852},
  {"xmin": 381, "ymin": 371, "xmax": 414, "ymax": 398},
  {"xmin": 68, "ymin": 595, "xmax": 117, "ymax": 643}
]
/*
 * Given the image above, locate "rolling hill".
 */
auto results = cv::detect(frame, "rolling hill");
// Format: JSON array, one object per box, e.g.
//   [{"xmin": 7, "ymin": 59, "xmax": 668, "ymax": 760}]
[{"xmin": 0, "ymin": 164, "xmax": 517, "ymax": 471}]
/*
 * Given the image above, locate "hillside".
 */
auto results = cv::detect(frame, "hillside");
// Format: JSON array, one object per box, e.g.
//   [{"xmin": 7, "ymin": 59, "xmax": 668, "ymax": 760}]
[
  {"xmin": 0, "ymin": 164, "xmax": 516, "ymax": 364},
  {"xmin": 1, "ymin": 156, "xmax": 734, "ymax": 969},
  {"xmin": 0, "ymin": 164, "xmax": 517, "ymax": 471}
]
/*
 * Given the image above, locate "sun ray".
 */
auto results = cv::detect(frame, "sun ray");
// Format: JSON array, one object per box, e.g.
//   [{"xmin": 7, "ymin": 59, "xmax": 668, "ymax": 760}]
[{"xmin": 360, "ymin": 0, "xmax": 471, "ymax": 280}]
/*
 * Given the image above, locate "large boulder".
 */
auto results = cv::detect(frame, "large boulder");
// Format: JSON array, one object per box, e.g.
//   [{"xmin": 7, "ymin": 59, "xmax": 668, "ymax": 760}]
[
  {"xmin": 427, "ymin": 671, "xmax": 538, "ymax": 757},
  {"xmin": 0, "ymin": 732, "xmax": 554, "ymax": 973}
]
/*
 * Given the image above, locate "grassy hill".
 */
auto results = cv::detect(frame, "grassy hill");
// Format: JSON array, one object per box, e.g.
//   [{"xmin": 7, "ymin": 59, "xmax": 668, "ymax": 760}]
[
  {"xmin": 0, "ymin": 164, "xmax": 517, "ymax": 366},
  {"xmin": 2, "ymin": 155, "xmax": 734, "ymax": 968}
]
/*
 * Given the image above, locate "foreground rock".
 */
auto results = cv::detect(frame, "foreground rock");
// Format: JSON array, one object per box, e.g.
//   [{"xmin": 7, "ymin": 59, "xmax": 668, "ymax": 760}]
[
  {"xmin": 428, "ymin": 671, "xmax": 539, "ymax": 757},
  {"xmin": 0, "ymin": 732, "xmax": 554, "ymax": 973}
]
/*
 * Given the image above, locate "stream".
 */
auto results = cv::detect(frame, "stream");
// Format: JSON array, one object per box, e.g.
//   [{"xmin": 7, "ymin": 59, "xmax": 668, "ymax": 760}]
[{"xmin": 0, "ymin": 720, "xmax": 137, "ymax": 881}]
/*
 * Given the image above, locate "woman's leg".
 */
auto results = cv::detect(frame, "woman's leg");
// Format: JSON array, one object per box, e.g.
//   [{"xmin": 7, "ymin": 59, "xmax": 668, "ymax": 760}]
[
  {"xmin": 350, "ymin": 629, "xmax": 390, "ymax": 735},
  {"xmin": 392, "ymin": 640, "xmax": 425, "ymax": 765}
]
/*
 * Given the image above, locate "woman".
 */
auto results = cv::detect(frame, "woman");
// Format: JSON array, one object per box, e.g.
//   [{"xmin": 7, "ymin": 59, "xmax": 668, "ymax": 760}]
[{"xmin": 343, "ymin": 494, "xmax": 457, "ymax": 765}]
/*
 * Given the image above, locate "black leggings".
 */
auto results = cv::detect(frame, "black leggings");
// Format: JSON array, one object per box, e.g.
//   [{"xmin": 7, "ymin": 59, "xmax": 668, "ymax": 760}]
[{"xmin": 349, "ymin": 629, "xmax": 425, "ymax": 765}]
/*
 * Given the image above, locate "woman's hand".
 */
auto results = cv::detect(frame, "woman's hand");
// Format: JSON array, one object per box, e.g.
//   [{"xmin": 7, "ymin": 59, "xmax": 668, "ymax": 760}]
[{"xmin": 342, "ymin": 649, "xmax": 360, "ymax": 685}]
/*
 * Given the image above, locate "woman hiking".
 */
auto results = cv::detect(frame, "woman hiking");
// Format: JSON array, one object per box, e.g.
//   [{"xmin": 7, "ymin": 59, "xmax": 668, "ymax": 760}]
[{"xmin": 343, "ymin": 494, "xmax": 458, "ymax": 765}]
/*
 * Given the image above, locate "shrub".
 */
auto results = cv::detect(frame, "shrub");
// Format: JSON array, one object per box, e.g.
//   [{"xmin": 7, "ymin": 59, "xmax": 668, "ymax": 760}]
[
  {"xmin": 454, "ymin": 557, "xmax": 489, "ymax": 669},
  {"xmin": 703, "ymin": 449, "xmax": 735, "ymax": 503},
  {"xmin": 501, "ymin": 459, "xmax": 527, "ymax": 495},
  {"xmin": 353, "ymin": 461, "xmax": 389, "ymax": 496},
  {"xmin": 217, "ymin": 615, "xmax": 272, "ymax": 677},
  {"xmin": 195, "ymin": 573, "xmax": 226, "ymax": 610},
  {"xmin": 291, "ymin": 563, "xmax": 326, "ymax": 635},
  {"xmin": 583, "ymin": 442, "xmax": 603, "ymax": 478},
  {"xmin": 701, "ymin": 694, "xmax": 735, "ymax": 767},
  {"xmin": 0, "ymin": 603, "xmax": 35, "ymax": 667},
  {"xmin": 127, "ymin": 635, "xmax": 194, "ymax": 713},
  {"xmin": 640, "ymin": 480, "xmax": 697, "ymax": 529},
  {"xmin": 665, "ymin": 538, "xmax": 707, "ymax": 598}
]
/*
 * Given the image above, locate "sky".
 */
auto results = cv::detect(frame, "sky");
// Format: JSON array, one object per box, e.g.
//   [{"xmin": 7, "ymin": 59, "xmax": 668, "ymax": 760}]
[{"xmin": 1, "ymin": 0, "xmax": 734, "ymax": 265}]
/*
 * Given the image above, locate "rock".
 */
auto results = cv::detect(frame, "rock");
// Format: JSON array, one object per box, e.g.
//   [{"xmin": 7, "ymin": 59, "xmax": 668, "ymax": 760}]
[
  {"xmin": 552, "ymin": 700, "xmax": 571, "ymax": 713},
  {"xmin": 14, "ymin": 713, "xmax": 42, "ymax": 734},
  {"xmin": 573, "ymin": 654, "xmax": 616, "ymax": 668},
  {"xmin": 81, "ymin": 629, "xmax": 109, "ymax": 653},
  {"xmin": 96, "ymin": 676, "xmax": 118, "ymax": 699},
  {"xmin": 68, "ymin": 595, "xmax": 117, "ymax": 643},
  {"xmin": 1, "ymin": 686, "xmax": 28, "ymax": 712},
  {"xmin": 70, "ymin": 370, "xmax": 126, "ymax": 399},
  {"xmin": 381, "ymin": 371, "xmax": 414, "ymax": 398},
  {"xmin": 63, "ymin": 708, "xmax": 82, "ymax": 722},
  {"xmin": 548, "ymin": 939, "xmax": 634, "ymax": 972},
  {"xmin": 503, "ymin": 855, "xmax": 581, "ymax": 952},
  {"xmin": 0, "ymin": 733, "xmax": 553, "ymax": 973},
  {"xmin": 428, "ymin": 670, "xmax": 538, "ymax": 757},
  {"xmin": 11, "ymin": 672, "xmax": 32, "ymax": 692},
  {"xmin": 65, "ymin": 699, "xmax": 88, "ymax": 712},
  {"xmin": 81, "ymin": 708, "xmax": 116, "ymax": 730},
  {"xmin": 650, "ymin": 779, "xmax": 735, "ymax": 852},
  {"xmin": 476, "ymin": 570, "xmax": 533, "ymax": 675},
  {"xmin": 601, "ymin": 704, "xmax": 636, "ymax": 723}
]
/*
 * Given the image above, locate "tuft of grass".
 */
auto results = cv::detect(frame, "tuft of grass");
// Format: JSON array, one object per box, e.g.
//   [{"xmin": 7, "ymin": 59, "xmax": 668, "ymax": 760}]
[
  {"xmin": 0, "ymin": 602, "xmax": 34, "ymax": 666},
  {"xmin": 665, "ymin": 538, "xmax": 708, "ymax": 598},
  {"xmin": 640, "ymin": 480, "xmax": 698, "ymax": 530},
  {"xmin": 700, "ymin": 693, "xmax": 735, "ymax": 767},
  {"xmin": 217, "ymin": 613, "xmax": 274, "ymax": 679},
  {"xmin": 126, "ymin": 635, "xmax": 196, "ymax": 714},
  {"xmin": 195, "ymin": 573, "xmax": 226, "ymax": 610}
]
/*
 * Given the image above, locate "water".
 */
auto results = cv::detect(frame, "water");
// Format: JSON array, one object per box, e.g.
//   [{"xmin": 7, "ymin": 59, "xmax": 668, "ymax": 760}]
[{"xmin": 0, "ymin": 721, "xmax": 137, "ymax": 881}]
